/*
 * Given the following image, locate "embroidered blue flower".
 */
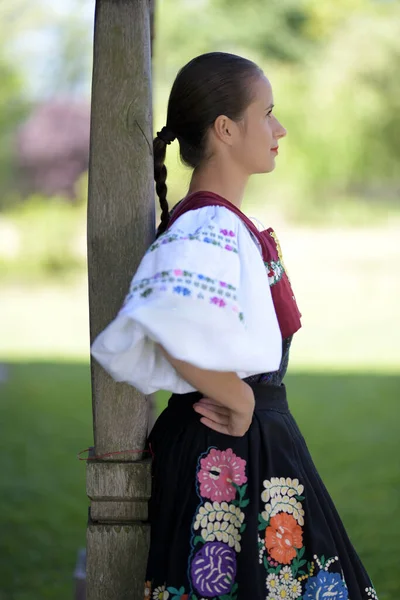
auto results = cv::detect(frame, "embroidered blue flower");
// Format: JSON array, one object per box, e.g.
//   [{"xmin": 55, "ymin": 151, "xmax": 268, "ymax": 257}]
[
  {"xmin": 173, "ymin": 286, "xmax": 191, "ymax": 296},
  {"xmin": 304, "ymin": 571, "xmax": 348, "ymax": 599},
  {"xmin": 203, "ymin": 237, "xmax": 213, "ymax": 243}
]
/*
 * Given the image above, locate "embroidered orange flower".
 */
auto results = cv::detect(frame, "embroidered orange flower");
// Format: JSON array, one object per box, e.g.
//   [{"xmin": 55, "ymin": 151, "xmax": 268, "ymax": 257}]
[{"xmin": 265, "ymin": 512, "xmax": 303, "ymax": 564}]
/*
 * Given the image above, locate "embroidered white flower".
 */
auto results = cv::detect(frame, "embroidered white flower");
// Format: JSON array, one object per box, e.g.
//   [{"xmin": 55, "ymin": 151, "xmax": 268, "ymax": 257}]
[
  {"xmin": 266, "ymin": 573, "xmax": 280, "ymax": 592},
  {"xmin": 262, "ymin": 478, "xmax": 304, "ymax": 503},
  {"xmin": 152, "ymin": 586, "xmax": 169, "ymax": 600},
  {"xmin": 275, "ymin": 584, "xmax": 291, "ymax": 599},
  {"xmin": 193, "ymin": 501, "xmax": 244, "ymax": 552},
  {"xmin": 288, "ymin": 579, "xmax": 302, "ymax": 599},
  {"xmin": 279, "ymin": 566, "xmax": 293, "ymax": 585},
  {"xmin": 365, "ymin": 587, "xmax": 378, "ymax": 599},
  {"xmin": 261, "ymin": 478, "xmax": 305, "ymax": 526}
]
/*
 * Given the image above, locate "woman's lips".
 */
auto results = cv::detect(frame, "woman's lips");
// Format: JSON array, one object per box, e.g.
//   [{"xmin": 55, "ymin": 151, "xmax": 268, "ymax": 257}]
[{"xmin": 271, "ymin": 146, "xmax": 279, "ymax": 154}]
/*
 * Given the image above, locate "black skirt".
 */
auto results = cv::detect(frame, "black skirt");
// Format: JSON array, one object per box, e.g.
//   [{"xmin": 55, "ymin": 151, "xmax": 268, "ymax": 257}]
[{"xmin": 144, "ymin": 383, "xmax": 378, "ymax": 600}]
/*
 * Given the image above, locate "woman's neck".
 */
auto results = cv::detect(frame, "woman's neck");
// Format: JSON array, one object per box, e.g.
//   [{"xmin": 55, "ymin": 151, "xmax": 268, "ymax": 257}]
[{"xmin": 187, "ymin": 162, "xmax": 249, "ymax": 209}]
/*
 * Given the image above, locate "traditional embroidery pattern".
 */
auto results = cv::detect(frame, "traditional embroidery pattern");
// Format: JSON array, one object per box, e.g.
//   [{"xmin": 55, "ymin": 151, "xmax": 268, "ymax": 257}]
[
  {"xmin": 269, "ymin": 229, "xmax": 295, "ymax": 288},
  {"xmin": 149, "ymin": 224, "xmax": 238, "ymax": 254},
  {"xmin": 264, "ymin": 259, "xmax": 285, "ymax": 286},
  {"xmin": 257, "ymin": 477, "xmax": 379, "ymax": 600},
  {"xmin": 122, "ymin": 270, "xmax": 244, "ymax": 322},
  {"xmin": 150, "ymin": 447, "xmax": 248, "ymax": 600}
]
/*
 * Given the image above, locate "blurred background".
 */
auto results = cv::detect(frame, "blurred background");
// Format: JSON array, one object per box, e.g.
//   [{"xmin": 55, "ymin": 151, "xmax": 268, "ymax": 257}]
[{"xmin": 0, "ymin": 0, "xmax": 399, "ymax": 598}]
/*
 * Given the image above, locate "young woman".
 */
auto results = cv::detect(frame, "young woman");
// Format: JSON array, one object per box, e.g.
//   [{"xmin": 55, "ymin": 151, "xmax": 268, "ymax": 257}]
[{"xmin": 91, "ymin": 52, "xmax": 378, "ymax": 600}]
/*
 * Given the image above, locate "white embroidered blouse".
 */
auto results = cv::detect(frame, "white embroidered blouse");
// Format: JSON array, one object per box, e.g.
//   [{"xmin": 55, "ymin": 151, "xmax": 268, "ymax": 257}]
[{"xmin": 90, "ymin": 206, "xmax": 282, "ymax": 394}]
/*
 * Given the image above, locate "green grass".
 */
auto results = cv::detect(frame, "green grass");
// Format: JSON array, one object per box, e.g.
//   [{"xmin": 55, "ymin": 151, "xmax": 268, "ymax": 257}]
[
  {"xmin": 1, "ymin": 362, "xmax": 398, "ymax": 599},
  {"xmin": 0, "ymin": 362, "xmax": 92, "ymax": 600}
]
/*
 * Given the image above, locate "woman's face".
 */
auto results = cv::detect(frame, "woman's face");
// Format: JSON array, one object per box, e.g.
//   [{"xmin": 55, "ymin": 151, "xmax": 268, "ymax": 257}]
[{"xmin": 234, "ymin": 75, "xmax": 287, "ymax": 175}]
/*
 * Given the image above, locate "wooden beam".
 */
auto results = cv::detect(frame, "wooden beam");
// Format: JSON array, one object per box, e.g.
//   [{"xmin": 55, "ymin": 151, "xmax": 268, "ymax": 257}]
[{"xmin": 86, "ymin": 0, "xmax": 154, "ymax": 597}]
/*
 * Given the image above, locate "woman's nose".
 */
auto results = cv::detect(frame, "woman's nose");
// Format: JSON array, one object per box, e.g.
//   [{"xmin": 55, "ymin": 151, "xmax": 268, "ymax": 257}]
[{"xmin": 275, "ymin": 119, "xmax": 287, "ymax": 139}]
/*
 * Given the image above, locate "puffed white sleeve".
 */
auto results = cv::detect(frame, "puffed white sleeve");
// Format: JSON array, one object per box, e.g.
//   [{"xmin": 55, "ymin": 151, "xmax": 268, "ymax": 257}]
[{"xmin": 90, "ymin": 206, "xmax": 282, "ymax": 394}]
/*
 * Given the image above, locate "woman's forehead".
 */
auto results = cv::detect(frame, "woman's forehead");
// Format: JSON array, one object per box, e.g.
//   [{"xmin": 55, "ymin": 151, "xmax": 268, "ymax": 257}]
[{"xmin": 253, "ymin": 75, "xmax": 273, "ymax": 106}]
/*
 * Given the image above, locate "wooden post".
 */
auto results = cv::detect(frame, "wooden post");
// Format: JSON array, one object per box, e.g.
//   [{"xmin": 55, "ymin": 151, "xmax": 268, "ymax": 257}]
[{"xmin": 86, "ymin": 1, "xmax": 154, "ymax": 598}]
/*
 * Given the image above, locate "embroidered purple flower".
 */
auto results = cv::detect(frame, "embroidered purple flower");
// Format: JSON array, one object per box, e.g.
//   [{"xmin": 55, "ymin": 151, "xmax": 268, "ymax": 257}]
[
  {"xmin": 304, "ymin": 571, "xmax": 348, "ymax": 600},
  {"xmin": 190, "ymin": 542, "xmax": 236, "ymax": 597},
  {"xmin": 225, "ymin": 244, "xmax": 233, "ymax": 251},
  {"xmin": 210, "ymin": 297, "xmax": 226, "ymax": 307},
  {"xmin": 198, "ymin": 448, "xmax": 247, "ymax": 502},
  {"xmin": 220, "ymin": 229, "xmax": 236, "ymax": 237},
  {"xmin": 173, "ymin": 286, "xmax": 191, "ymax": 296},
  {"xmin": 220, "ymin": 281, "xmax": 227, "ymax": 287}
]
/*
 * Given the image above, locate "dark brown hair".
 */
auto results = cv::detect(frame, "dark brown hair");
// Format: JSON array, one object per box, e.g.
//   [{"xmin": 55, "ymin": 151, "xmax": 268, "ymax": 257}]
[{"xmin": 153, "ymin": 52, "xmax": 262, "ymax": 236}]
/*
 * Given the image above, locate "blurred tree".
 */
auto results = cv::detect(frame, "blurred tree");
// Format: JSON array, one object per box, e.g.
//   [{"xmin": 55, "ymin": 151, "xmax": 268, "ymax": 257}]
[
  {"xmin": 304, "ymin": 4, "xmax": 400, "ymax": 198},
  {"xmin": 0, "ymin": 0, "xmax": 93, "ymax": 205},
  {"xmin": 16, "ymin": 98, "xmax": 90, "ymax": 199},
  {"xmin": 212, "ymin": 0, "xmax": 313, "ymax": 62}
]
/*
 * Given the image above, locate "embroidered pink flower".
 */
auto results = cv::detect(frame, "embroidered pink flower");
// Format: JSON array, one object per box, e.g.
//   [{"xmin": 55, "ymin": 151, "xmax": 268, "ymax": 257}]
[
  {"xmin": 174, "ymin": 269, "xmax": 183, "ymax": 276},
  {"xmin": 197, "ymin": 448, "xmax": 247, "ymax": 502},
  {"xmin": 210, "ymin": 297, "xmax": 226, "ymax": 307},
  {"xmin": 225, "ymin": 244, "xmax": 233, "ymax": 251},
  {"xmin": 220, "ymin": 229, "xmax": 236, "ymax": 237}
]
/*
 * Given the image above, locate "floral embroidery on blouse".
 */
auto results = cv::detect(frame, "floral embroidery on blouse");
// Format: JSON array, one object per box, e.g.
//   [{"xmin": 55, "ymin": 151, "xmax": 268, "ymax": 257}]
[
  {"xmin": 149, "ymin": 224, "xmax": 238, "ymax": 254},
  {"xmin": 122, "ymin": 270, "xmax": 244, "ymax": 322}
]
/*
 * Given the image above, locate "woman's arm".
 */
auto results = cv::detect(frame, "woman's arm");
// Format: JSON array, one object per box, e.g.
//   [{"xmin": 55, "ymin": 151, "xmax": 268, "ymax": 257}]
[{"xmin": 159, "ymin": 345, "xmax": 255, "ymax": 436}]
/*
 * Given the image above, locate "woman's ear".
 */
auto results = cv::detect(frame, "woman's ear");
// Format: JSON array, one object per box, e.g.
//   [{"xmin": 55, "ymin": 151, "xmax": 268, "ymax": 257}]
[{"xmin": 212, "ymin": 115, "xmax": 235, "ymax": 146}]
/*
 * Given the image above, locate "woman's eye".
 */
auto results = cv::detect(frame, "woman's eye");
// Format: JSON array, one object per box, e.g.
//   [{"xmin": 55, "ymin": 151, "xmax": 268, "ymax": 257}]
[{"xmin": 266, "ymin": 111, "xmax": 273, "ymax": 119}]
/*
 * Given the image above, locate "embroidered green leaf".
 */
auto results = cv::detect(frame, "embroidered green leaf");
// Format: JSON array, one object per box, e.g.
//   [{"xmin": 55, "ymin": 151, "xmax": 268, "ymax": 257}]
[
  {"xmin": 240, "ymin": 498, "xmax": 250, "ymax": 508},
  {"xmin": 232, "ymin": 582, "xmax": 238, "ymax": 593},
  {"xmin": 240, "ymin": 523, "xmax": 247, "ymax": 533},
  {"xmin": 166, "ymin": 587, "xmax": 181, "ymax": 595},
  {"xmin": 296, "ymin": 495, "xmax": 305, "ymax": 501},
  {"xmin": 297, "ymin": 546, "xmax": 306, "ymax": 559},
  {"xmin": 320, "ymin": 555, "xmax": 326, "ymax": 566},
  {"xmin": 258, "ymin": 513, "xmax": 269, "ymax": 530},
  {"xmin": 193, "ymin": 535, "xmax": 204, "ymax": 545},
  {"xmin": 263, "ymin": 556, "xmax": 269, "ymax": 570},
  {"xmin": 298, "ymin": 559, "xmax": 307, "ymax": 568},
  {"xmin": 140, "ymin": 288, "xmax": 153, "ymax": 298},
  {"xmin": 275, "ymin": 565, "xmax": 282, "ymax": 575},
  {"xmin": 298, "ymin": 569, "xmax": 306, "ymax": 576},
  {"xmin": 239, "ymin": 484, "xmax": 248, "ymax": 498}
]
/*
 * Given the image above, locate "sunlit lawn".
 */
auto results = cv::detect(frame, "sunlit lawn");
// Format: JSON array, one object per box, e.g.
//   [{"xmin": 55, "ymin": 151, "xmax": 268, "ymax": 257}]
[{"xmin": 1, "ymin": 225, "xmax": 399, "ymax": 599}]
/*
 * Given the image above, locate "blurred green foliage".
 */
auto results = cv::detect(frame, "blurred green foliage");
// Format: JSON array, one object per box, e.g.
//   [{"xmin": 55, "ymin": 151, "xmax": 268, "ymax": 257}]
[
  {"xmin": 0, "ymin": 189, "xmax": 87, "ymax": 283},
  {"xmin": 154, "ymin": 0, "xmax": 400, "ymax": 217},
  {"xmin": 0, "ymin": 0, "xmax": 397, "ymax": 281}
]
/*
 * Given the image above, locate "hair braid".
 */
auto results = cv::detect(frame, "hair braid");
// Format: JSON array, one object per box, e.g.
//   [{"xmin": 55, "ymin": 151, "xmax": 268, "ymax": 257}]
[{"xmin": 153, "ymin": 136, "xmax": 170, "ymax": 238}]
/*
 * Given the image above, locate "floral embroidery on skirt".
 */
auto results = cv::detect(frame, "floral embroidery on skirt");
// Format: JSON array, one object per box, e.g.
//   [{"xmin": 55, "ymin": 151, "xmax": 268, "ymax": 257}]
[{"xmin": 144, "ymin": 384, "xmax": 378, "ymax": 600}]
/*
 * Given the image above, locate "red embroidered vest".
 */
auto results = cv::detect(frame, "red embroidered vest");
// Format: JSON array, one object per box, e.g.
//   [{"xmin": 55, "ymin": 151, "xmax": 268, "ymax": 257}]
[{"xmin": 167, "ymin": 191, "xmax": 302, "ymax": 339}]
